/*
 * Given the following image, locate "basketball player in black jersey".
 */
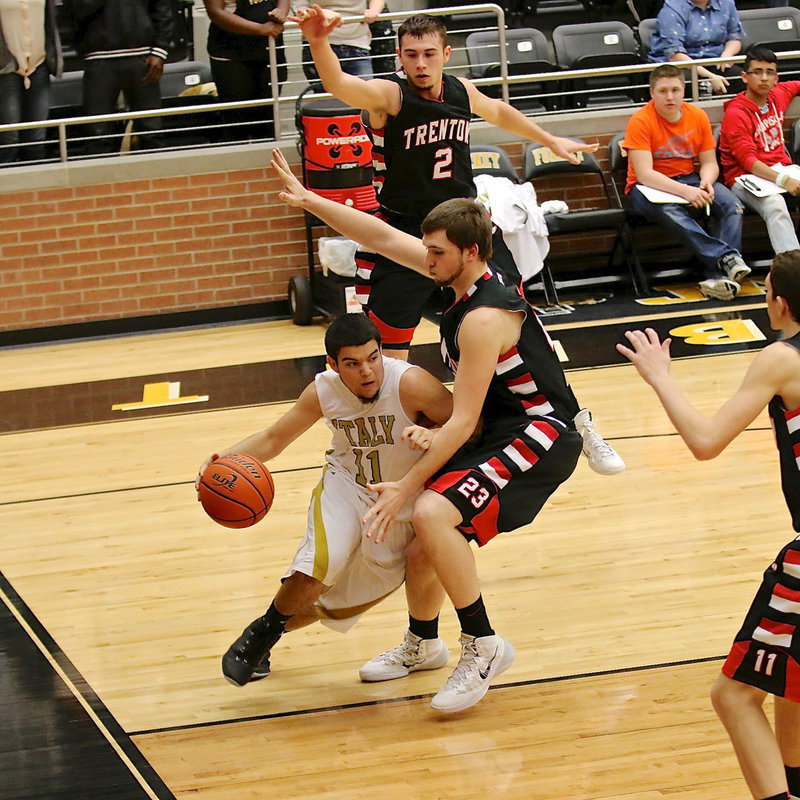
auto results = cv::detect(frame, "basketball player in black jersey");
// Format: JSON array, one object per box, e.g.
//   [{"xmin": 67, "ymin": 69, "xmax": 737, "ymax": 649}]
[
  {"xmin": 294, "ymin": 9, "xmax": 625, "ymax": 478},
  {"xmin": 273, "ymin": 147, "xmax": 584, "ymax": 712},
  {"xmin": 294, "ymin": 7, "xmax": 595, "ymax": 358},
  {"xmin": 618, "ymin": 251, "xmax": 800, "ymax": 800}
]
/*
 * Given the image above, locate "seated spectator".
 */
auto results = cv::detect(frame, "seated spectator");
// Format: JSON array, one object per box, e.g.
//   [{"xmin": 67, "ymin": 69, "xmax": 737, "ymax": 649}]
[
  {"xmin": 719, "ymin": 45, "xmax": 800, "ymax": 255},
  {"xmin": 204, "ymin": 0, "xmax": 289, "ymax": 142},
  {"xmin": 295, "ymin": 0, "xmax": 385, "ymax": 80},
  {"xmin": 648, "ymin": 0, "xmax": 744, "ymax": 95},
  {"xmin": 0, "ymin": 0, "xmax": 62, "ymax": 164},
  {"xmin": 623, "ymin": 64, "xmax": 749, "ymax": 300},
  {"xmin": 64, "ymin": 0, "xmax": 172, "ymax": 155}
]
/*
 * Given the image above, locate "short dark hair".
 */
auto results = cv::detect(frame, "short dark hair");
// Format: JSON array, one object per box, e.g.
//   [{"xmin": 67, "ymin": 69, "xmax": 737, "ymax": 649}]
[
  {"xmin": 649, "ymin": 63, "xmax": 685, "ymax": 89},
  {"xmin": 770, "ymin": 251, "xmax": 800, "ymax": 322},
  {"xmin": 324, "ymin": 313, "xmax": 381, "ymax": 361},
  {"xmin": 397, "ymin": 14, "xmax": 448, "ymax": 49},
  {"xmin": 421, "ymin": 198, "xmax": 494, "ymax": 261},
  {"xmin": 743, "ymin": 46, "xmax": 778, "ymax": 72}
]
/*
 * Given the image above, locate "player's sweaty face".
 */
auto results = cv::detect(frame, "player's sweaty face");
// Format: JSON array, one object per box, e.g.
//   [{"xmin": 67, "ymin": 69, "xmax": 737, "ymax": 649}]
[
  {"xmin": 333, "ymin": 341, "xmax": 384, "ymax": 401},
  {"xmin": 397, "ymin": 33, "xmax": 451, "ymax": 92},
  {"xmin": 422, "ymin": 230, "xmax": 467, "ymax": 288}
]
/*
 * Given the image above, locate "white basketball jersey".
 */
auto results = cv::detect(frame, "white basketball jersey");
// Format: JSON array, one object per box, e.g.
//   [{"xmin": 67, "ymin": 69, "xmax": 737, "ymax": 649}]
[{"xmin": 315, "ymin": 357, "xmax": 423, "ymax": 516}]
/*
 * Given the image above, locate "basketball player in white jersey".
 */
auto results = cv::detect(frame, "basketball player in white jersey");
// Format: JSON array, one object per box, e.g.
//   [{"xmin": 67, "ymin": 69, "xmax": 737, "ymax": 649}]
[{"xmin": 197, "ymin": 313, "xmax": 454, "ymax": 687}]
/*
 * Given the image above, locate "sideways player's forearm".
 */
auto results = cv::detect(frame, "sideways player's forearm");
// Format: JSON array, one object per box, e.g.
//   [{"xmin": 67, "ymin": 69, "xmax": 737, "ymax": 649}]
[
  {"xmin": 222, "ymin": 430, "xmax": 284, "ymax": 464},
  {"xmin": 649, "ymin": 376, "xmax": 719, "ymax": 459},
  {"xmin": 308, "ymin": 39, "xmax": 356, "ymax": 99},
  {"xmin": 298, "ymin": 189, "xmax": 427, "ymax": 273}
]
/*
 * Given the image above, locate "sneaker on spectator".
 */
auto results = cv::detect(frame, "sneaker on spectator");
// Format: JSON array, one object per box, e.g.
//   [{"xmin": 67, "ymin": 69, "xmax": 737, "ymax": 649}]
[
  {"xmin": 699, "ymin": 277, "xmax": 740, "ymax": 301},
  {"xmin": 718, "ymin": 252, "xmax": 751, "ymax": 283},
  {"xmin": 430, "ymin": 634, "xmax": 515, "ymax": 713},
  {"xmin": 574, "ymin": 409, "xmax": 625, "ymax": 475},
  {"xmin": 359, "ymin": 630, "xmax": 449, "ymax": 682}
]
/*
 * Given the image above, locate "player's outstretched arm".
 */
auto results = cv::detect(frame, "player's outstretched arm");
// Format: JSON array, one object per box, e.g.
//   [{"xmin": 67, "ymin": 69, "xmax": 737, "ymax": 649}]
[
  {"xmin": 461, "ymin": 79, "xmax": 598, "ymax": 165},
  {"xmin": 364, "ymin": 308, "xmax": 505, "ymax": 542},
  {"xmin": 292, "ymin": 5, "xmax": 395, "ymax": 114},
  {"xmin": 195, "ymin": 383, "xmax": 323, "ymax": 487},
  {"xmin": 617, "ymin": 328, "xmax": 780, "ymax": 460},
  {"xmin": 271, "ymin": 148, "xmax": 428, "ymax": 274}
]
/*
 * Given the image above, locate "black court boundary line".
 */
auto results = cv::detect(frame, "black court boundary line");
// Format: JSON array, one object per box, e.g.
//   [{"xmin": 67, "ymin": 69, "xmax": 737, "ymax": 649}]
[
  {"xmin": 0, "ymin": 464, "xmax": 323, "ymax": 507},
  {"xmin": 0, "ymin": 426, "xmax": 775, "ymax": 509},
  {"xmin": 0, "ymin": 570, "xmax": 176, "ymax": 800},
  {"xmin": 130, "ymin": 653, "xmax": 726, "ymax": 737}
]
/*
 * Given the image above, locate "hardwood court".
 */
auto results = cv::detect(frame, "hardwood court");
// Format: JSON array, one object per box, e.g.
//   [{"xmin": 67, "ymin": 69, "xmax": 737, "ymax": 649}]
[{"xmin": 0, "ymin": 286, "xmax": 789, "ymax": 799}]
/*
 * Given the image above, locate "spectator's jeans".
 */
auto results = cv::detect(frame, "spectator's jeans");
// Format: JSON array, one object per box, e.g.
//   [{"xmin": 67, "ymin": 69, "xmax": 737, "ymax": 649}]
[
  {"xmin": 732, "ymin": 181, "xmax": 800, "ymax": 255},
  {"xmin": 628, "ymin": 173, "xmax": 744, "ymax": 277},
  {"xmin": 0, "ymin": 63, "xmax": 51, "ymax": 164},
  {"xmin": 331, "ymin": 44, "xmax": 373, "ymax": 78},
  {"xmin": 82, "ymin": 57, "xmax": 163, "ymax": 155}
]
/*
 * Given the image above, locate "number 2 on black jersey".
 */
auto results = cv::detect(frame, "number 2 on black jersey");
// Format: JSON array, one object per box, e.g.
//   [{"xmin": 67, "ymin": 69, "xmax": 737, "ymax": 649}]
[{"xmin": 433, "ymin": 147, "xmax": 453, "ymax": 180}]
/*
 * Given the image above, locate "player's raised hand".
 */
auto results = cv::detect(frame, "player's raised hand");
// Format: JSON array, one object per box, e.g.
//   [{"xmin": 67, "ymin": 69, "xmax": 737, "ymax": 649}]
[
  {"xmin": 271, "ymin": 148, "xmax": 309, "ymax": 208},
  {"xmin": 290, "ymin": 4, "xmax": 342, "ymax": 41},
  {"xmin": 363, "ymin": 481, "xmax": 407, "ymax": 542},
  {"xmin": 616, "ymin": 328, "xmax": 673, "ymax": 386},
  {"xmin": 547, "ymin": 136, "xmax": 599, "ymax": 165}
]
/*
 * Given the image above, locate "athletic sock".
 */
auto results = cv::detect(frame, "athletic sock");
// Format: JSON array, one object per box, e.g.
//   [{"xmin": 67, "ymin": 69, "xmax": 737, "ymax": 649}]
[
  {"xmin": 455, "ymin": 595, "xmax": 495, "ymax": 639},
  {"xmin": 786, "ymin": 766, "xmax": 800, "ymax": 798},
  {"xmin": 408, "ymin": 614, "xmax": 439, "ymax": 640},
  {"xmin": 264, "ymin": 601, "xmax": 292, "ymax": 635}
]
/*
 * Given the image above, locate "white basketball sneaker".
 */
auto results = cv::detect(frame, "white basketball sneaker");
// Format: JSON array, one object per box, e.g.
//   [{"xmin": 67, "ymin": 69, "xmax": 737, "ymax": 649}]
[
  {"xmin": 430, "ymin": 633, "xmax": 515, "ymax": 713},
  {"xmin": 359, "ymin": 630, "xmax": 449, "ymax": 682},
  {"xmin": 574, "ymin": 408, "xmax": 625, "ymax": 475}
]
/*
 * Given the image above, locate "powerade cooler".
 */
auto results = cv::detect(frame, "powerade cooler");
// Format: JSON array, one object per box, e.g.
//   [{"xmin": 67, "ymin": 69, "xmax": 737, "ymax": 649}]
[
  {"xmin": 289, "ymin": 96, "xmax": 379, "ymax": 325},
  {"xmin": 298, "ymin": 97, "xmax": 379, "ymax": 211}
]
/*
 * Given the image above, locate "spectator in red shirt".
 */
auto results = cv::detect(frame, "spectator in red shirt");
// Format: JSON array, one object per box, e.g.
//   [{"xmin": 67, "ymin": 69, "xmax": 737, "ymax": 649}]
[{"xmin": 719, "ymin": 46, "xmax": 800, "ymax": 255}]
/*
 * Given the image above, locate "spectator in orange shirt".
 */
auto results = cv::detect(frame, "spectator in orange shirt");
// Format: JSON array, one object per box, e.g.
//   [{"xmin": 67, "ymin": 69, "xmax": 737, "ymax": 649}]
[{"xmin": 624, "ymin": 64, "xmax": 748, "ymax": 300}]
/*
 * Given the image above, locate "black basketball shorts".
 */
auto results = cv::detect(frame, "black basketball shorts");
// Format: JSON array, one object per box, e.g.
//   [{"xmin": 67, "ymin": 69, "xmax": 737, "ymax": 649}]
[
  {"xmin": 426, "ymin": 416, "xmax": 581, "ymax": 546},
  {"xmin": 722, "ymin": 537, "xmax": 800, "ymax": 701}
]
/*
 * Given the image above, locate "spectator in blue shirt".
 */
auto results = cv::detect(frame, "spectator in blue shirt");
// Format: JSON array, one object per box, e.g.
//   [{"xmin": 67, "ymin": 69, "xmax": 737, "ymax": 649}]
[{"xmin": 648, "ymin": 0, "xmax": 744, "ymax": 94}]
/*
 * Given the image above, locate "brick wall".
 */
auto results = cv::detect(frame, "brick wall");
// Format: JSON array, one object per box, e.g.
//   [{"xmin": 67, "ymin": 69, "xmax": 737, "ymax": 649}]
[
  {"xmin": 0, "ymin": 165, "xmax": 309, "ymax": 333},
  {"xmin": 1, "ymin": 103, "xmax": 748, "ymax": 336}
]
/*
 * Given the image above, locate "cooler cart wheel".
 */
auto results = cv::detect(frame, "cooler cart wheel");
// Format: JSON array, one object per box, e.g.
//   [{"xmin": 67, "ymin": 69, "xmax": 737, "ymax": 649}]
[{"xmin": 289, "ymin": 274, "xmax": 313, "ymax": 326}]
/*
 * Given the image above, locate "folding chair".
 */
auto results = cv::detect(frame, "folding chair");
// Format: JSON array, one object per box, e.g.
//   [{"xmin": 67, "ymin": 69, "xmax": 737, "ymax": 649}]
[
  {"xmin": 465, "ymin": 28, "xmax": 562, "ymax": 112},
  {"xmin": 523, "ymin": 138, "xmax": 648, "ymax": 303},
  {"xmin": 552, "ymin": 21, "xmax": 645, "ymax": 109}
]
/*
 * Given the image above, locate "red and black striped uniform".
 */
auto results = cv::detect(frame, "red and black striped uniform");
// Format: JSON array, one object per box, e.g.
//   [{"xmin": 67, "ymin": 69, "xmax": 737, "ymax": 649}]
[
  {"xmin": 426, "ymin": 266, "xmax": 581, "ymax": 546},
  {"xmin": 355, "ymin": 72, "xmax": 520, "ymax": 350},
  {"xmin": 723, "ymin": 332, "xmax": 800, "ymax": 699}
]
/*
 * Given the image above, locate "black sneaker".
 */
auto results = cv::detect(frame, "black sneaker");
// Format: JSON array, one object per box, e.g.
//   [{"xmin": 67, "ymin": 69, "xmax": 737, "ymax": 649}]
[
  {"xmin": 250, "ymin": 654, "xmax": 271, "ymax": 682},
  {"xmin": 222, "ymin": 616, "xmax": 282, "ymax": 687}
]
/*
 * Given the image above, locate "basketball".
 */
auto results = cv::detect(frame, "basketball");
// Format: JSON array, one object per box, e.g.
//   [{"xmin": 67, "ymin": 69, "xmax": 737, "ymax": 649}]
[{"xmin": 198, "ymin": 454, "xmax": 275, "ymax": 529}]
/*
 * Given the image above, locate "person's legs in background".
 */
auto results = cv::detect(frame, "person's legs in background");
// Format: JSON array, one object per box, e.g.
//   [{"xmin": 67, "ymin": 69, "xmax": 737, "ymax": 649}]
[
  {"xmin": 82, "ymin": 60, "xmax": 124, "ymax": 155},
  {"xmin": 732, "ymin": 182, "xmax": 800, "ymax": 255},
  {"xmin": 628, "ymin": 176, "xmax": 745, "ymax": 300},
  {"xmin": 0, "ymin": 72, "xmax": 25, "ymax": 164},
  {"xmin": 118, "ymin": 57, "xmax": 164, "ymax": 151},
  {"xmin": 0, "ymin": 64, "xmax": 51, "ymax": 164},
  {"xmin": 210, "ymin": 57, "xmax": 275, "ymax": 142}
]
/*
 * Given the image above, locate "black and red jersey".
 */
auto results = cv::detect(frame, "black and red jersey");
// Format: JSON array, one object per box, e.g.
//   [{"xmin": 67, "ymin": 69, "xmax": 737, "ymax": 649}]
[
  {"xmin": 769, "ymin": 332, "xmax": 800, "ymax": 532},
  {"xmin": 439, "ymin": 266, "xmax": 580, "ymax": 429},
  {"xmin": 367, "ymin": 71, "xmax": 475, "ymax": 219}
]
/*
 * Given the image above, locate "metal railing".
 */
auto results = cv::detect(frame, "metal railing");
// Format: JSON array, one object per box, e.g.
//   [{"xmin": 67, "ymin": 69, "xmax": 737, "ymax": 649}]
[{"xmin": 1, "ymin": 4, "xmax": 796, "ymax": 167}]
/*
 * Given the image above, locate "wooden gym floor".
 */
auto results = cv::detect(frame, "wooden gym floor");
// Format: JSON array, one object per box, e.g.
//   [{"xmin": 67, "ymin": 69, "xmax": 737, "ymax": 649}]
[{"xmin": 0, "ymin": 276, "xmax": 789, "ymax": 799}]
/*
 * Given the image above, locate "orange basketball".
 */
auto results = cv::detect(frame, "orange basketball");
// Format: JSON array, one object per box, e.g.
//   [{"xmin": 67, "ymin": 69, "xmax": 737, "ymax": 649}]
[{"xmin": 198, "ymin": 454, "xmax": 275, "ymax": 529}]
